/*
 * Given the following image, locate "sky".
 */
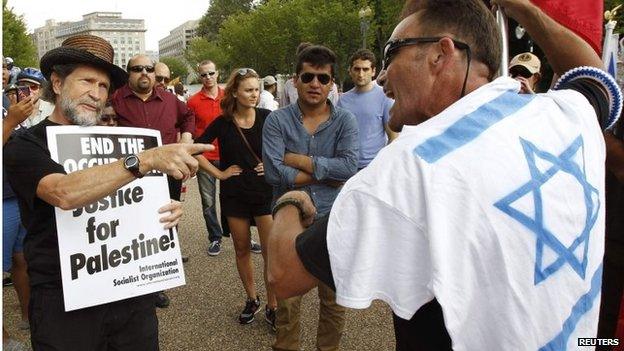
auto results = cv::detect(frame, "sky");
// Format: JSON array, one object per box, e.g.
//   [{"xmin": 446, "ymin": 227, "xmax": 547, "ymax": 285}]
[{"xmin": 6, "ymin": 0, "xmax": 211, "ymax": 51}]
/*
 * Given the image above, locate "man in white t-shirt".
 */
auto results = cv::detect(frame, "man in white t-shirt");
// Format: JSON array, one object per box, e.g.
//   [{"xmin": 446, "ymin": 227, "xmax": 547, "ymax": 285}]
[
  {"xmin": 267, "ymin": 0, "xmax": 622, "ymax": 350},
  {"xmin": 258, "ymin": 75, "xmax": 279, "ymax": 111}
]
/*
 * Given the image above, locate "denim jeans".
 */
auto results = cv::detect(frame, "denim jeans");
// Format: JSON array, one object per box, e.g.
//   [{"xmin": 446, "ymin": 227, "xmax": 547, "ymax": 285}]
[{"xmin": 197, "ymin": 164, "xmax": 223, "ymax": 242}]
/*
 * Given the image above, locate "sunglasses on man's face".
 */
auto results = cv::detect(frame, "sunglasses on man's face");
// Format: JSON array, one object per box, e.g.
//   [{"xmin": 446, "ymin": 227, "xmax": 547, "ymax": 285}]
[
  {"xmin": 128, "ymin": 65, "xmax": 155, "ymax": 74},
  {"xmin": 100, "ymin": 114, "xmax": 118, "ymax": 123},
  {"xmin": 200, "ymin": 71, "xmax": 217, "ymax": 78},
  {"xmin": 509, "ymin": 68, "xmax": 533, "ymax": 79},
  {"xmin": 155, "ymin": 75, "xmax": 170, "ymax": 83},
  {"xmin": 17, "ymin": 82, "xmax": 39, "ymax": 91},
  {"xmin": 299, "ymin": 72, "xmax": 332, "ymax": 85}
]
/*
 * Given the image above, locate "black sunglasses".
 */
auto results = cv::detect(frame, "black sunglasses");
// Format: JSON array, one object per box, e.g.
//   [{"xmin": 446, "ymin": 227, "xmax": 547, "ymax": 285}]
[
  {"xmin": 382, "ymin": 37, "xmax": 471, "ymax": 98},
  {"xmin": 129, "ymin": 65, "xmax": 155, "ymax": 73},
  {"xmin": 100, "ymin": 114, "xmax": 118, "ymax": 123},
  {"xmin": 299, "ymin": 72, "xmax": 332, "ymax": 85},
  {"xmin": 509, "ymin": 67, "xmax": 533, "ymax": 79},
  {"xmin": 200, "ymin": 71, "xmax": 217, "ymax": 78},
  {"xmin": 155, "ymin": 75, "xmax": 170, "ymax": 83}
]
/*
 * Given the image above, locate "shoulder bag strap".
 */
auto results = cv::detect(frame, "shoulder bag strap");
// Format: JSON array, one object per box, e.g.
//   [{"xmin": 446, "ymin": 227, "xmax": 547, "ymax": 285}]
[{"xmin": 233, "ymin": 119, "xmax": 262, "ymax": 164}]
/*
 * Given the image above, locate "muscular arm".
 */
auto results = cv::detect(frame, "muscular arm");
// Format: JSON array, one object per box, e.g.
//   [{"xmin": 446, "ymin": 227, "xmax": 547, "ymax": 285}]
[
  {"xmin": 268, "ymin": 205, "xmax": 319, "ymax": 298},
  {"xmin": 37, "ymin": 143, "xmax": 212, "ymax": 210},
  {"xmin": 494, "ymin": 0, "xmax": 603, "ymax": 74}
]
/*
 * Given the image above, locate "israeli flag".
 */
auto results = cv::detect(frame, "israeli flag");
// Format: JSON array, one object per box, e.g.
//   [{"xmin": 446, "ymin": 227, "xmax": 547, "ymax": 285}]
[{"xmin": 602, "ymin": 21, "xmax": 619, "ymax": 78}]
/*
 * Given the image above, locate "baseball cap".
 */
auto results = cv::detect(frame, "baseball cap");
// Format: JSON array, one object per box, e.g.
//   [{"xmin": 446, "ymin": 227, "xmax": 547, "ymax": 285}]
[
  {"xmin": 509, "ymin": 52, "xmax": 541, "ymax": 74},
  {"xmin": 263, "ymin": 75, "xmax": 277, "ymax": 86}
]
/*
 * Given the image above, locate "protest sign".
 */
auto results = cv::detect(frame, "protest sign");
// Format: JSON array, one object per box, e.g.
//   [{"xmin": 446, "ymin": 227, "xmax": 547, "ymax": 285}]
[{"xmin": 47, "ymin": 126, "xmax": 186, "ymax": 311}]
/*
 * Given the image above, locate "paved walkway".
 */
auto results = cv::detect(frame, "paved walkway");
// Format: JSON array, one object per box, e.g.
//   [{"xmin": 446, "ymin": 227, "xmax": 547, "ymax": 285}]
[{"xmin": 3, "ymin": 179, "xmax": 395, "ymax": 350}]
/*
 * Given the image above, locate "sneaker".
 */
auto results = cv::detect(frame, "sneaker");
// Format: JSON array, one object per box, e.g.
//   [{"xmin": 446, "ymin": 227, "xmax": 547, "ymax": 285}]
[
  {"xmin": 250, "ymin": 240, "xmax": 262, "ymax": 254},
  {"xmin": 208, "ymin": 240, "xmax": 221, "ymax": 256},
  {"xmin": 239, "ymin": 296, "xmax": 261, "ymax": 324},
  {"xmin": 3, "ymin": 277, "xmax": 13, "ymax": 287},
  {"xmin": 155, "ymin": 291, "xmax": 170, "ymax": 308},
  {"xmin": 265, "ymin": 305, "xmax": 276, "ymax": 332}
]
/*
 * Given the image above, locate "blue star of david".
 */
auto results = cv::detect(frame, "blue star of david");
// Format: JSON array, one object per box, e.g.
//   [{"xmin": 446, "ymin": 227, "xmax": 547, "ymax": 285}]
[{"xmin": 494, "ymin": 135, "xmax": 600, "ymax": 285}]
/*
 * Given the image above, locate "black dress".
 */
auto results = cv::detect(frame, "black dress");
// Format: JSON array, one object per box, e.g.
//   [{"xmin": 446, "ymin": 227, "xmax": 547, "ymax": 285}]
[{"xmin": 195, "ymin": 108, "xmax": 273, "ymax": 217}]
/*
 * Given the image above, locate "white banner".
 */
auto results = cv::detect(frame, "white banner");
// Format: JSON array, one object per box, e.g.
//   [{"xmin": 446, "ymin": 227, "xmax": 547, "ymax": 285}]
[{"xmin": 47, "ymin": 126, "xmax": 186, "ymax": 311}]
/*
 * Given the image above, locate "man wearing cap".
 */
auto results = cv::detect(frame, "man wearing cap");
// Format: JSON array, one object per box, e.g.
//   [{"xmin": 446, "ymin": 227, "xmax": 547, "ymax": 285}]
[
  {"xmin": 15, "ymin": 68, "xmax": 55, "ymax": 128},
  {"xmin": 509, "ymin": 52, "xmax": 542, "ymax": 94},
  {"xmin": 3, "ymin": 34, "xmax": 212, "ymax": 350},
  {"xmin": 259, "ymin": 75, "xmax": 279, "ymax": 111}
]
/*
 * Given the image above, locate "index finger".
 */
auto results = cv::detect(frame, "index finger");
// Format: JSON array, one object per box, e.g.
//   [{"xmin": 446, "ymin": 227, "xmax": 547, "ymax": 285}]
[{"xmin": 187, "ymin": 143, "xmax": 215, "ymax": 156}]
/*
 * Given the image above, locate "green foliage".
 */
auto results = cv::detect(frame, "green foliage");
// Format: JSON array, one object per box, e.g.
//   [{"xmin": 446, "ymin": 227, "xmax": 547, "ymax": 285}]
[
  {"xmin": 159, "ymin": 56, "xmax": 189, "ymax": 82},
  {"xmin": 2, "ymin": 0, "xmax": 38, "ymax": 68},
  {"xmin": 197, "ymin": 0, "xmax": 254, "ymax": 40},
  {"xmin": 190, "ymin": 0, "xmax": 403, "ymax": 84}
]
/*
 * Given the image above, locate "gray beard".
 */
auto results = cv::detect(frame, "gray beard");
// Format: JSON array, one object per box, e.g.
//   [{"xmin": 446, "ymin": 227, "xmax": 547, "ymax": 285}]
[{"xmin": 59, "ymin": 95, "xmax": 99, "ymax": 126}]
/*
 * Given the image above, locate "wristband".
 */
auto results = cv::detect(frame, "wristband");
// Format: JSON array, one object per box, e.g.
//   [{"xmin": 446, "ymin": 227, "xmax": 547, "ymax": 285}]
[{"xmin": 272, "ymin": 198, "xmax": 305, "ymax": 221}]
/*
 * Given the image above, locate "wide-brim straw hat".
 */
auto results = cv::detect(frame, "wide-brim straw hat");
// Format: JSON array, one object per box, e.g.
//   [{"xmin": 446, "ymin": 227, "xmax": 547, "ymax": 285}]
[{"xmin": 40, "ymin": 34, "xmax": 127, "ymax": 89}]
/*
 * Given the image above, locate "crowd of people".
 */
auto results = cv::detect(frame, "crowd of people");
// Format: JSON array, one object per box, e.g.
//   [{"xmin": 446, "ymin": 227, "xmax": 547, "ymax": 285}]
[{"xmin": 2, "ymin": 0, "xmax": 624, "ymax": 350}]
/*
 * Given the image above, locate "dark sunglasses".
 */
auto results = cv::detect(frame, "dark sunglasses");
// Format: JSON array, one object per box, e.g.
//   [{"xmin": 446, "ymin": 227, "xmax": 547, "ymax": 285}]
[
  {"xmin": 200, "ymin": 71, "xmax": 217, "ymax": 78},
  {"xmin": 100, "ymin": 114, "xmax": 118, "ymax": 123},
  {"xmin": 155, "ymin": 75, "xmax": 171, "ymax": 83},
  {"xmin": 382, "ymin": 36, "xmax": 471, "ymax": 98},
  {"xmin": 237, "ymin": 68, "xmax": 257, "ymax": 76},
  {"xmin": 299, "ymin": 72, "xmax": 332, "ymax": 85},
  {"xmin": 128, "ymin": 65, "xmax": 155, "ymax": 73},
  {"xmin": 509, "ymin": 67, "xmax": 533, "ymax": 79}
]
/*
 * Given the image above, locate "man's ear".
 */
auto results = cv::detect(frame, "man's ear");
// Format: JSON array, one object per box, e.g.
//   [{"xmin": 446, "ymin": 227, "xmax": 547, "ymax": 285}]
[{"xmin": 51, "ymin": 72, "xmax": 63, "ymax": 96}]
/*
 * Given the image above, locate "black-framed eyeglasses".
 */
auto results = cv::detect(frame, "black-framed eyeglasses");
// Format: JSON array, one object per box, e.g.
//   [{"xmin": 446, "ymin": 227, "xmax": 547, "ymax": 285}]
[
  {"xmin": 237, "ymin": 68, "xmax": 257, "ymax": 76},
  {"xmin": 200, "ymin": 71, "xmax": 217, "ymax": 78},
  {"xmin": 382, "ymin": 37, "xmax": 472, "ymax": 98},
  {"xmin": 128, "ymin": 65, "xmax": 155, "ymax": 73},
  {"xmin": 155, "ymin": 75, "xmax": 171, "ymax": 83},
  {"xmin": 299, "ymin": 72, "xmax": 332, "ymax": 85},
  {"xmin": 100, "ymin": 114, "xmax": 118, "ymax": 123}
]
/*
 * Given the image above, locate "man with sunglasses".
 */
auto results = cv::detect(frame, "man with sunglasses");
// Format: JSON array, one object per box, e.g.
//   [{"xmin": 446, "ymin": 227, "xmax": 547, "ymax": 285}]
[
  {"xmin": 267, "ymin": 0, "xmax": 621, "ymax": 350},
  {"xmin": 154, "ymin": 62, "xmax": 172, "ymax": 90},
  {"xmin": 263, "ymin": 45, "xmax": 358, "ymax": 351},
  {"xmin": 509, "ymin": 52, "xmax": 541, "ymax": 94},
  {"xmin": 112, "ymin": 54, "xmax": 195, "ymax": 308}
]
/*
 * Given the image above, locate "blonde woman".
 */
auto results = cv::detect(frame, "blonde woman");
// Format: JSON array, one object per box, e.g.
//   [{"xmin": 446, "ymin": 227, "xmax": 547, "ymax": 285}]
[{"xmin": 195, "ymin": 68, "xmax": 277, "ymax": 329}]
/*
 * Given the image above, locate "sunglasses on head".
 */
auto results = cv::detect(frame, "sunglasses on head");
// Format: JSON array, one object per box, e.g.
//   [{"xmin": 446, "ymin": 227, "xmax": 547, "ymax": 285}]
[
  {"xmin": 155, "ymin": 75, "xmax": 170, "ymax": 83},
  {"xmin": 200, "ymin": 71, "xmax": 217, "ymax": 78},
  {"xmin": 237, "ymin": 68, "xmax": 257, "ymax": 76},
  {"xmin": 299, "ymin": 72, "xmax": 332, "ymax": 85},
  {"xmin": 128, "ymin": 65, "xmax": 155, "ymax": 73},
  {"xmin": 509, "ymin": 67, "xmax": 533, "ymax": 79}
]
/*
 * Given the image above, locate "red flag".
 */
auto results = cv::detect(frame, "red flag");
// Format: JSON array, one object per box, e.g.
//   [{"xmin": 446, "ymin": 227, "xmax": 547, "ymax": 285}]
[{"xmin": 531, "ymin": 0, "xmax": 603, "ymax": 54}]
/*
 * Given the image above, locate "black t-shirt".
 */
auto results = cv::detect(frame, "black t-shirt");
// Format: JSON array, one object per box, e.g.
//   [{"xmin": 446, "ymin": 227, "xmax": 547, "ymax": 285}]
[
  {"xmin": 195, "ymin": 108, "xmax": 273, "ymax": 200},
  {"xmin": 3, "ymin": 119, "xmax": 67, "ymax": 287},
  {"xmin": 295, "ymin": 78, "xmax": 610, "ymax": 350}
]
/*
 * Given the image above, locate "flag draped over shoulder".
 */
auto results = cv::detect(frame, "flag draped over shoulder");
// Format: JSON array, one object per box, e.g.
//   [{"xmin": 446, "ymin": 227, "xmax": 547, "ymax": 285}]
[{"xmin": 532, "ymin": 0, "xmax": 603, "ymax": 54}]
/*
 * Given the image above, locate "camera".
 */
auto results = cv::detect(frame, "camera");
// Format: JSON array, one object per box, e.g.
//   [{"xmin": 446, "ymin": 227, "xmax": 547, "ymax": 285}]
[{"xmin": 16, "ymin": 86, "xmax": 30, "ymax": 102}]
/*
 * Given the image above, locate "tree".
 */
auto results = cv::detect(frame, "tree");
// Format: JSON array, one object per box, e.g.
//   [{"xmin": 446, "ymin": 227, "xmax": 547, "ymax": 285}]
[
  {"xmin": 159, "ymin": 56, "xmax": 189, "ymax": 83},
  {"xmin": 197, "ymin": 0, "xmax": 254, "ymax": 40},
  {"xmin": 2, "ymin": 0, "xmax": 38, "ymax": 68},
  {"xmin": 605, "ymin": 0, "xmax": 624, "ymax": 34}
]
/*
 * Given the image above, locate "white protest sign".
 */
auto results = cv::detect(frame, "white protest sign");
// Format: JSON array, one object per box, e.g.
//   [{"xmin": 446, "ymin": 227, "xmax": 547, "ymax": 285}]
[{"xmin": 47, "ymin": 126, "xmax": 186, "ymax": 311}]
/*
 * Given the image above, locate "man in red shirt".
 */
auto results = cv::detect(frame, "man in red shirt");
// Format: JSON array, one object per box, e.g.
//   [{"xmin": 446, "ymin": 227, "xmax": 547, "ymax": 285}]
[
  {"xmin": 187, "ymin": 60, "xmax": 225, "ymax": 256},
  {"xmin": 112, "ymin": 54, "xmax": 195, "ymax": 308}
]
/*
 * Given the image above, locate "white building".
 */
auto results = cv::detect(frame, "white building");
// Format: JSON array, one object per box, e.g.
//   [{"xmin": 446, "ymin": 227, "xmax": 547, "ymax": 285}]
[
  {"xmin": 32, "ymin": 12, "xmax": 146, "ymax": 68},
  {"xmin": 158, "ymin": 20, "xmax": 199, "ymax": 59}
]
